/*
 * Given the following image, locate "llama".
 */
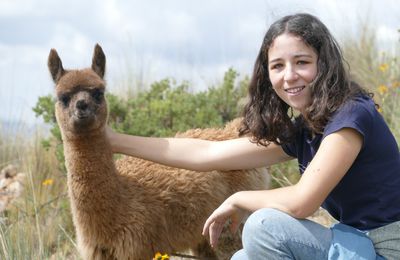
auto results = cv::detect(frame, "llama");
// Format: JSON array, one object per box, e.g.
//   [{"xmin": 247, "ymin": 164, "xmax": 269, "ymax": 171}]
[{"xmin": 48, "ymin": 44, "xmax": 269, "ymax": 260}]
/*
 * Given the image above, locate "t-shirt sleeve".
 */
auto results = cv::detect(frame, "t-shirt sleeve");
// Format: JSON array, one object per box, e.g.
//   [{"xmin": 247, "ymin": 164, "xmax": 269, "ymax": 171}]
[
  {"xmin": 323, "ymin": 97, "xmax": 375, "ymax": 143},
  {"xmin": 281, "ymin": 119, "xmax": 304, "ymax": 158},
  {"xmin": 281, "ymin": 141, "xmax": 297, "ymax": 157}
]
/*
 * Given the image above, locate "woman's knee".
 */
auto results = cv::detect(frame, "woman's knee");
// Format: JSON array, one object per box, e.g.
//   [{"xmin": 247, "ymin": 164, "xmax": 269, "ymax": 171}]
[
  {"xmin": 240, "ymin": 208, "xmax": 295, "ymax": 258},
  {"xmin": 242, "ymin": 208, "xmax": 290, "ymax": 245},
  {"xmin": 241, "ymin": 208, "xmax": 331, "ymax": 259},
  {"xmin": 243, "ymin": 208, "xmax": 290, "ymax": 235}
]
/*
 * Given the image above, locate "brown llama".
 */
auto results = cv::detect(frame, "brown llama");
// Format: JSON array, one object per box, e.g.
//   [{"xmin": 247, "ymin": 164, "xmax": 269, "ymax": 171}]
[{"xmin": 48, "ymin": 44, "xmax": 269, "ymax": 260}]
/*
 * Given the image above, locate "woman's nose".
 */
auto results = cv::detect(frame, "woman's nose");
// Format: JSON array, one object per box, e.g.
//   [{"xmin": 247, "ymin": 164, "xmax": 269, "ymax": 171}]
[{"xmin": 283, "ymin": 66, "xmax": 299, "ymax": 82}]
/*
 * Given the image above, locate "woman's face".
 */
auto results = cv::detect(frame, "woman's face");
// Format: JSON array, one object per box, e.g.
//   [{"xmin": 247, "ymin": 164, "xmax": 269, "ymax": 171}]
[{"xmin": 268, "ymin": 33, "xmax": 318, "ymax": 114}]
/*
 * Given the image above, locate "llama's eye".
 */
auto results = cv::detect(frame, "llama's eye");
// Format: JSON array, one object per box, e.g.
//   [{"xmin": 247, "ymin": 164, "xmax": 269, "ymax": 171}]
[
  {"xmin": 92, "ymin": 90, "xmax": 104, "ymax": 102},
  {"xmin": 59, "ymin": 95, "xmax": 70, "ymax": 106}
]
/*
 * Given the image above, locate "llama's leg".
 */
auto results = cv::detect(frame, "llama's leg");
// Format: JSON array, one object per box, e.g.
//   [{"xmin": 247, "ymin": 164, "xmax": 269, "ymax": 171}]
[
  {"xmin": 85, "ymin": 245, "xmax": 117, "ymax": 260},
  {"xmin": 213, "ymin": 227, "xmax": 243, "ymax": 260},
  {"xmin": 194, "ymin": 230, "xmax": 242, "ymax": 260},
  {"xmin": 194, "ymin": 240, "xmax": 218, "ymax": 259}
]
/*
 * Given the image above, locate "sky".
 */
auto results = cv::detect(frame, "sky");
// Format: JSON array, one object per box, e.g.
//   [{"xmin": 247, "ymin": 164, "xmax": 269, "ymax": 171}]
[{"xmin": 0, "ymin": 0, "xmax": 399, "ymax": 126}]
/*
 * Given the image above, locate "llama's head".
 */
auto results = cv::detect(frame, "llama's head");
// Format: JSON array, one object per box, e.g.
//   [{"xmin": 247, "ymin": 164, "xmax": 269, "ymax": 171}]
[{"xmin": 48, "ymin": 44, "xmax": 108, "ymax": 139}]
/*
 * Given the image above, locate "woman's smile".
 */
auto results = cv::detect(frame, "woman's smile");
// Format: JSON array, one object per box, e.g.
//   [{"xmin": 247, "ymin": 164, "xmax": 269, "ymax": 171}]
[{"xmin": 284, "ymin": 86, "xmax": 306, "ymax": 95}]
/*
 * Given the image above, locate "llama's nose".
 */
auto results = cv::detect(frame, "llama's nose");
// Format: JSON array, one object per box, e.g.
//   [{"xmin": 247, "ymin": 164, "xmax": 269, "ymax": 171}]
[{"xmin": 76, "ymin": 100, "xmax": 88, "ymax": 111}]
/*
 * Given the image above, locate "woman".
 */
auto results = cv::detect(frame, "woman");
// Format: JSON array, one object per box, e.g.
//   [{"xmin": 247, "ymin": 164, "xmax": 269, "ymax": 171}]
[{"xmin": 107, "ymin": 13, "xmax": 400, "ymax": 259}]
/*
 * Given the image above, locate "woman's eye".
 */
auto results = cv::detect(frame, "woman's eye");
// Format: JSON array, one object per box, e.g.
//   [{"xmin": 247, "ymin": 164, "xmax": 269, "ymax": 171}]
[
  {"xmin": 297, "ymin": 60, "xmax": 309, "ymax": 65},
  {"xmin": 270, "ymin": 64, "xmax": 283, "ymax": 70}
]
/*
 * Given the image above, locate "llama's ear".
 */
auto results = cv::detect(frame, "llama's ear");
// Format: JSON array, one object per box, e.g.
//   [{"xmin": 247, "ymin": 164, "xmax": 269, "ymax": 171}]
[
  {"xmin": 48, "ymin": 49, "xmax": 65, "ymax": 83},
  {"xmin": 92, "ymin": 44, "xmax": 106, "ymax": 79}
]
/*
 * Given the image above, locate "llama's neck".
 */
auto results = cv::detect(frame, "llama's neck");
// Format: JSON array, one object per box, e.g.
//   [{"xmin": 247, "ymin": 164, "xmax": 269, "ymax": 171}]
[
  {"xmin": 62, "ymin": 130, "xmax": 121, "ymax": 217},
  {"xmin": 64, "ymin": 131, "xmax": 114, "ymax": 179}
]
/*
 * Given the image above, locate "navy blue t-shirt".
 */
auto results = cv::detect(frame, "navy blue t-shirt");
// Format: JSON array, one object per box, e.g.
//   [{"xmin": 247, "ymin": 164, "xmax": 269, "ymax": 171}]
[{"xmin": 282, "ymin": 95, "xmax": 400, "ymax": 230}]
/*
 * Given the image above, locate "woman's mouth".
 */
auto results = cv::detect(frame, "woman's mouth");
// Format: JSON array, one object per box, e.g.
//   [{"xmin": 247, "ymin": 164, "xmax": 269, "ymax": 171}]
[{"xmin": 284, "ymin": 86, "xmax": 305, "ymax": 95}]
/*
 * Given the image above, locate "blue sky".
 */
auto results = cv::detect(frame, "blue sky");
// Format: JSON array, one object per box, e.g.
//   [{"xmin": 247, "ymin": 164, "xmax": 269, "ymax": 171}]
[{"xmin": 0, "ymin": 0, "xmax": 399, "ymax": 125}]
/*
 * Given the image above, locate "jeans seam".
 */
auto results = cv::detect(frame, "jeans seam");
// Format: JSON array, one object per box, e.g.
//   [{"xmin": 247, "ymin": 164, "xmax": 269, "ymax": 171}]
[
  {"xmin": 259, "ymin": 218, "xmax": 328, "ymax": 252},
  {"xmin": 273, "ymin": 233, "xmax": 328, "ymax": 252}
]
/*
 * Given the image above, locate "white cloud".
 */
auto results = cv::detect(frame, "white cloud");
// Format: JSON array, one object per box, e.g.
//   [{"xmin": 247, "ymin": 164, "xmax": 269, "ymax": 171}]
[
  {"xmin": 160, "ymin": 10, "xmax": 198, "ymax": 46},
  {"xmin": 377, "ymin": 26, "xmax": 398, "ymax": 42},
  {"xmin": 48, "ymin": 23, "xmax": 93, "ymax": 66},
  {"xmin": 376, "ymin": 25, "xmax": 400, "ymax": 51},
  {"xmin": 0, "ymin": 0, "xmax": 35, "ymax": 17}
]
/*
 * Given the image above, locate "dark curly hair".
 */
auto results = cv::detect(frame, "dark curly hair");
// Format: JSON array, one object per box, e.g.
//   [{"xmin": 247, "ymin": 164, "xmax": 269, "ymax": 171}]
[{"xmin": 239, "ymin": 13, "xmax": 369, "ymax": 146}]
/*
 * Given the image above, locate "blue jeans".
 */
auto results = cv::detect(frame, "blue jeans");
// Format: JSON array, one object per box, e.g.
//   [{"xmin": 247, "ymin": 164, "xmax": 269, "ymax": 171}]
[{"xmin": 231, "ymin": 208, "xmax": 332, "ymax": 260}]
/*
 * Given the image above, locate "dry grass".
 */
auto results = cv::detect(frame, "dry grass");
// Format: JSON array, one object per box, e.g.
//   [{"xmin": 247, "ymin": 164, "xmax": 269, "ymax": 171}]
[{"xmin": 0, "ymin": 124, "xmax": 78, "ymax": 259}]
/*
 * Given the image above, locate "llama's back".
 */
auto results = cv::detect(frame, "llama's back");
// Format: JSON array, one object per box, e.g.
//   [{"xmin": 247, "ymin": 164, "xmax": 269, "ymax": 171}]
[
  {"xmin": 114, "ymin": 119, "xmax": 269, "ymax": 258},
  {"xmin": 173, "ymin": 118, "xmax": 269, "ymax": 193},
  {"xmin": 116, "ymin": 118, "xmax": 268, "ymax": 200}
]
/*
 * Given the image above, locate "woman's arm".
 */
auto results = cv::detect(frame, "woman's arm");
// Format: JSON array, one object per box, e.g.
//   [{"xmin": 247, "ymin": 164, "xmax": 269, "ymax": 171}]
[
  {"xmin": 106, "ymin": 126, "xmax": 292, "ymax": 172},
  {"xmin": 232, "ymin": 128, "xmax": 363, "ymax": 217},
  {"xmin": 203, "ymin": 127, "xmax": 363, "ymax": 247}
]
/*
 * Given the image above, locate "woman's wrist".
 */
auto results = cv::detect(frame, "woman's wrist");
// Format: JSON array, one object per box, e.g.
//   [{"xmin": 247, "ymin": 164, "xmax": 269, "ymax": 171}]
[{"xmin": 228, "ymin": 191, "xmax": 242, "ymax": 208}]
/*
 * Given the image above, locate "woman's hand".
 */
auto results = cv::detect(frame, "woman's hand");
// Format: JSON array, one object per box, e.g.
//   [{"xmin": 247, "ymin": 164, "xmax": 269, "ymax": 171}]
[
  {"xmin": 202, "ymin": 194, "xmax": 247, "ymax": 248},
  {"xmin": 105, "ymin": 125, "xmax": 118, "ymax": 152}
]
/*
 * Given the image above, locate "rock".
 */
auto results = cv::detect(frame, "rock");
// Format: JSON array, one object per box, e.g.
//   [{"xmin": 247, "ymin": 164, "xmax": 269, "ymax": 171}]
[
  {"xmin": 0, "ymin": 164, "xmax": 18, "ymax": 178},
  {"xmin": 0, "ymin": 164, "xmax": 26, "ymax": 212}
]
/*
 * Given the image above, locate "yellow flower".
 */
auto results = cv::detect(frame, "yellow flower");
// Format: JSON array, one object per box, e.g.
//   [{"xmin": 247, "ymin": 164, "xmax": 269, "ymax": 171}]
[
  {"xmin": 42, "ymin": 179, "xmax": 54, "ymax": 186},
  {"xmin": 377, "ymin": 85, "xmax": 389, "ymax": 95},
  {"xmin": 377, "ymin": 107, "xmax": 383, "ymax": 113},
  {"xmin": 379, "ymin": 63, "xmax": 389, "ymax": 72},
  {"xmin": 153, "ymin": 252, "xmax": 169, "ymax": 260},
  {"xmin": 392, "ymin": 81, "xmax": 400, "ymax": 88}
]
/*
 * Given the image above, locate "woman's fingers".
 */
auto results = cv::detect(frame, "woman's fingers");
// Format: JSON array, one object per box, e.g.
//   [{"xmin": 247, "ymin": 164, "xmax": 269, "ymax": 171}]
[
  {"xmin": 202, "ymin": 209, "xmax": 229, "ymax": 248},
  {"xmin": 209, "ymin": 221, "xmax": 225, "ymax": 248},
  {"xmin": 202, "ymin": 203, "xmax": 242, "ymax": 247},
  {"xmin": 202, "ymin": 213, "xmax": 221, "ymax": 237}
]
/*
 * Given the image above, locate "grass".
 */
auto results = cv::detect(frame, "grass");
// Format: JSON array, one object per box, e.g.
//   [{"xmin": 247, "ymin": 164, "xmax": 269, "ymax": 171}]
[
  {"xmin": 0, "ymin": 125, "xmax": 78, "ymax": 259},
  {"xmin": 0, "ymin": 25, "xmax": 399, "ymax": 259}
]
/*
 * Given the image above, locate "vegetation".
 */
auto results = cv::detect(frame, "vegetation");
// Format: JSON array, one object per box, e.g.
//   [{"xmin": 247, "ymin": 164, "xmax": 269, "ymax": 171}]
[
  {"xmin": 0, "ymin": 26, "xmax": 398, "ymax": 259},
  {"xmin": 342, "ymin": 24, "xmax": 400, "ymax": 140},
  {"xmin": 0, "ymin": 126, "xmax": 75, "ymax": 259}
]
